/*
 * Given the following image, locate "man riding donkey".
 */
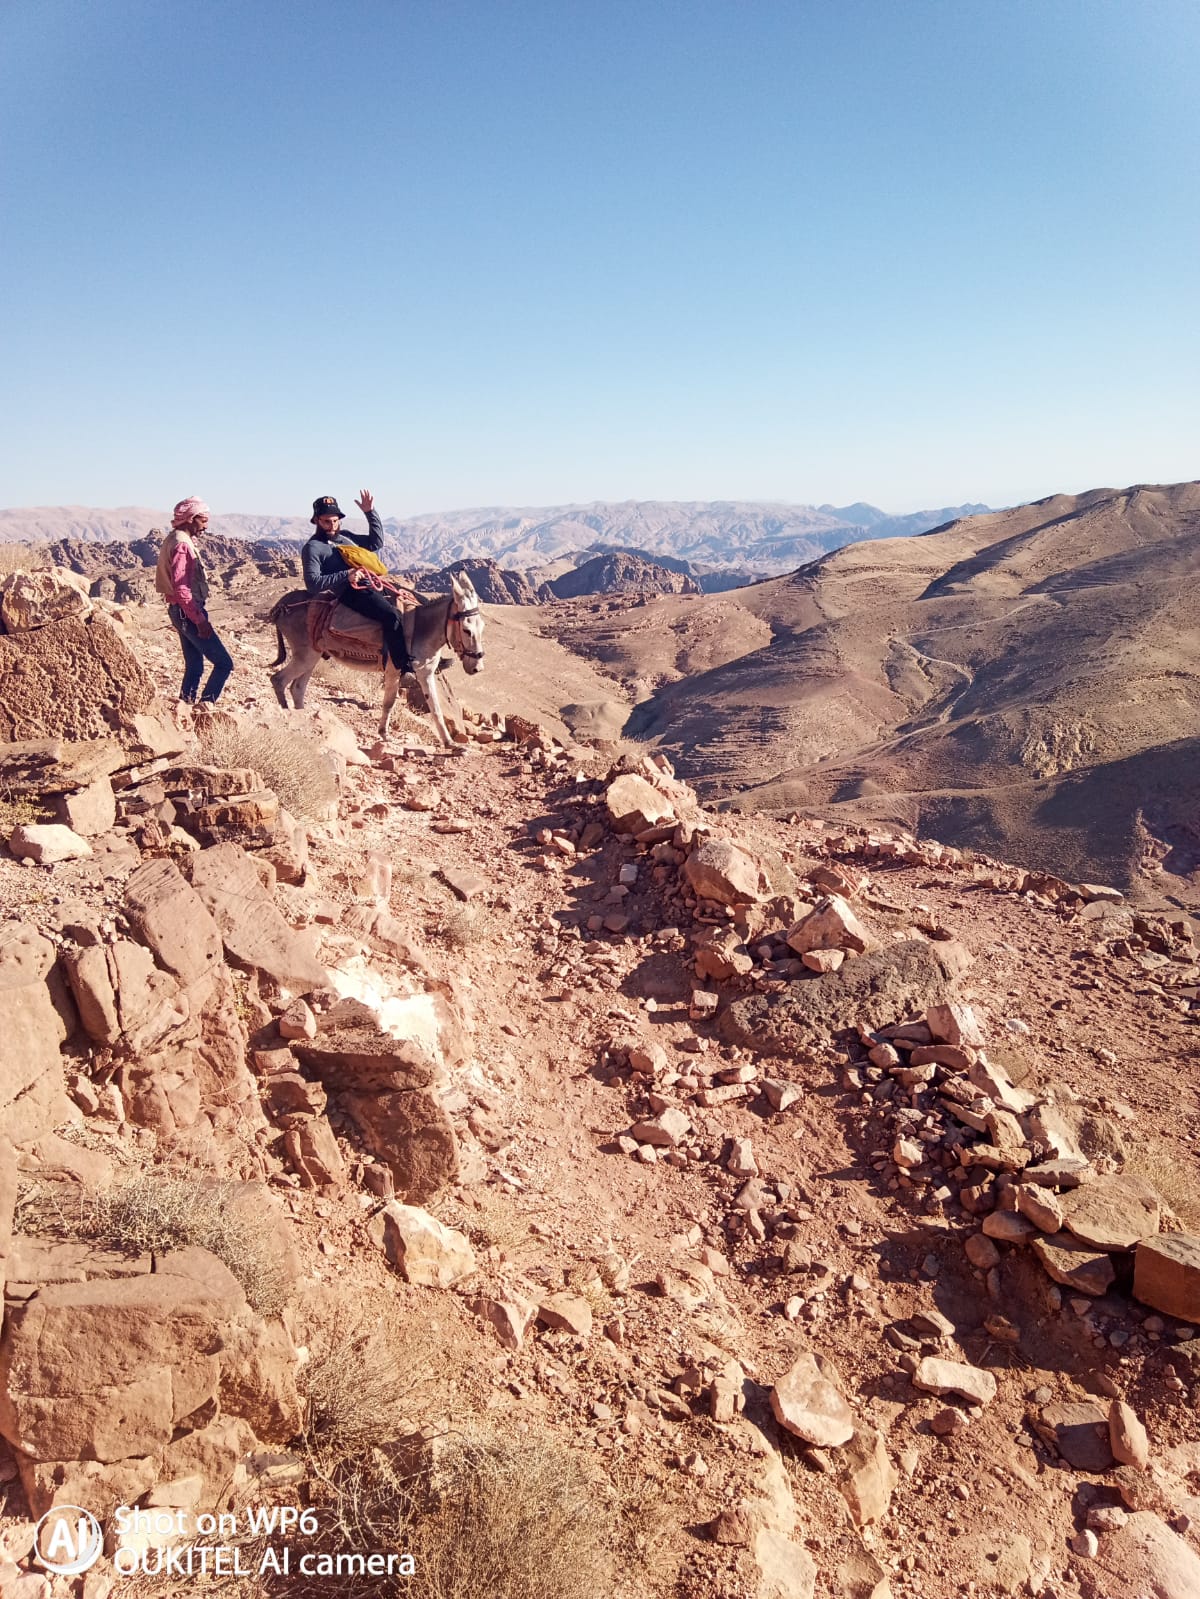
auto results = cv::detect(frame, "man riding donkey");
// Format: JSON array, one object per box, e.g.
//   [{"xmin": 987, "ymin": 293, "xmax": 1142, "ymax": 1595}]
[
  {"xmin": 273, "ymin": 491, "xmax": 485, "ymax": 744},
  {"xmin": 301, "ymin": 490, "xmax": 413, "ymax": 676}
]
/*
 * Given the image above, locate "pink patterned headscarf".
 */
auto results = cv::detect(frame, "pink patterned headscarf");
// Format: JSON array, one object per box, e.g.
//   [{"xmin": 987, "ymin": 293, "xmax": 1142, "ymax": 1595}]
[{"xmin": 171, "ymin": 497, "xmax": 210, "ymax": 529}]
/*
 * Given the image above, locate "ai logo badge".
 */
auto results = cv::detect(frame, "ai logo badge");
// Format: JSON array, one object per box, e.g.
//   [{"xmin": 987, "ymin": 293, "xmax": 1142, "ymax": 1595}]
[{"xmin": 34, "ymin": 1506, "xmax": 104, "ymax": 1575}]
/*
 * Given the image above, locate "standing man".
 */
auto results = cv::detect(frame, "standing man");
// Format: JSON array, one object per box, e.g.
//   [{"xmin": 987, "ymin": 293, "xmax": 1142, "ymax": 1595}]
[
  {"xmin": 301, "ymin": 490, "xmax": 411, "ymax": 673},
  {"xmin": 155, "ymin": 497, "xmax": 234, "ymax": 709}
]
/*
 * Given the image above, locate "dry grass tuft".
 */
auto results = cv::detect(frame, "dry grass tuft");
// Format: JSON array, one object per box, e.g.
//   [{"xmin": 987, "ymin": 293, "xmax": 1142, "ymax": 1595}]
[
  {"xmin": 567, "ymin": 1264, "xmax": 614, "ymax": 1321},
  {"xmin": 196, "ymin": 721, "xmax": 338, "ymax": 821},
  {"xmin": 434, "ymin": 1188, "xmax": 530, "ymax": 1255},
  {"xmin": 391, "ymin": 858, "xmax": 430, "ymax": 890},
  {"xmin": 434, "ymin": 902, "xmax": 492, "ymax": 951},
  {"xmin": 1126, "ymin": 1140, "xmax": 1200, "ymax": 1231},
  {"xmin": 404, "ymin": 1432, "xmax": 613, "ymax": 1599},
  {"xmin": 85, "ymin": 1173, "xmax": 292, "ymax": 1316}
]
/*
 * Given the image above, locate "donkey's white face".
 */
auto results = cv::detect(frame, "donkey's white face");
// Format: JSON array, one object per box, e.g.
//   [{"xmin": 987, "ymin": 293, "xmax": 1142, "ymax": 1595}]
[{"xmin": 450, "ymin": 572, "xmax": 485, "ymax": 674}]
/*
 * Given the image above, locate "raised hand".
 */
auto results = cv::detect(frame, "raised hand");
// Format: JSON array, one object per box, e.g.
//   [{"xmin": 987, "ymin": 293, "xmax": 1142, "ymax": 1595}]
[{"xmin": 356, "ymin": 489, "xmax": 374, "ymax": 515}]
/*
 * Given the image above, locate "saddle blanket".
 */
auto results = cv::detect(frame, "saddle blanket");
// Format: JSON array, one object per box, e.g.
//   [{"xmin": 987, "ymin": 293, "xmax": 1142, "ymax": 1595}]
[{"xmin": 273, "ymin": 586, "xmax": 418, "ymax": 665}]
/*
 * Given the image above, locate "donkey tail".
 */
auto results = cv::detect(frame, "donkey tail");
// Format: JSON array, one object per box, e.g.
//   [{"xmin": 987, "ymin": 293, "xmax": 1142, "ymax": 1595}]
[{"xmin": 267, "ymin": 592, "xmax": 306, "ymax": 666}]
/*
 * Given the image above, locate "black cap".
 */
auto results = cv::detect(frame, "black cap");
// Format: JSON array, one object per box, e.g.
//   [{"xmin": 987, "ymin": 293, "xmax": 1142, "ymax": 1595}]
[{"xmin": 311, "ymin": 495, "xmax": 346, "ymax": 524}]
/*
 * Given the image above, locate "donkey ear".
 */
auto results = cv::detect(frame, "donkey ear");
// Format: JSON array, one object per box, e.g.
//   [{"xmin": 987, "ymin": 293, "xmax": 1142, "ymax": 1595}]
[{"xmin": 450, "ymin": 571, "xmax": 465, "ymax": 600}]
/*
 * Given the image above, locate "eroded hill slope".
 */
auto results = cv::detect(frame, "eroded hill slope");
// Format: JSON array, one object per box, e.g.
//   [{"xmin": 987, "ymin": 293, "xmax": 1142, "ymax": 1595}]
[{"xmin": 549, "ymin": 483, "xmax": 1200, "ymax": 897}]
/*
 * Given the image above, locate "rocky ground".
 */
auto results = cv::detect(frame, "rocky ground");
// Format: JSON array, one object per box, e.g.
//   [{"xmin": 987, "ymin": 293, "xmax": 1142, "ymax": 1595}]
[{"xmin": 0, "ymin": 565, "xmax": 1198, "ymax": 1599}]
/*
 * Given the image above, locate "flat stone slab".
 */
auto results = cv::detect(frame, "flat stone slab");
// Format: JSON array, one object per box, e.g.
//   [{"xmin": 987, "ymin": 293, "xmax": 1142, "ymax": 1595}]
[
  {"xmin": 1030, "ymin": 1233, "xmax": 1116, "ymax": 1297},
  {"xmin": 912, "ymin": 1357, "xmax": 997, "ymax": 1407},
  {"xmin": 1061, "ymin": 1173, "xmax": 1162, "ymax": 1251},
  {"xmin": 1039, "ymin": 1401, "xmax": 1115, "ymax": 1472}
]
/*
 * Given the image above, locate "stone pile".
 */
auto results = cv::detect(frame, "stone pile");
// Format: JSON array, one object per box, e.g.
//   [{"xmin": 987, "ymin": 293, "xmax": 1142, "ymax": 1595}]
[
  {"xmin": 839, "ymin": 996, "xmax": 1200, "ymax": 1326},
  {"xmin": 802, "ymin": 819, "xmax": 1199, "ymax": 1016},
  {"xmin": 589, "ymin": 770, "xmax": 1200, "ymax": 1335}
]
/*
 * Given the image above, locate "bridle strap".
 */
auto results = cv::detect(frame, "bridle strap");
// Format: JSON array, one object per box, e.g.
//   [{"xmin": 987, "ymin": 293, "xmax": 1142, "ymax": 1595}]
[{"xmin": 446, "ymin": 600, "xmax": 484, "ymax": 660}]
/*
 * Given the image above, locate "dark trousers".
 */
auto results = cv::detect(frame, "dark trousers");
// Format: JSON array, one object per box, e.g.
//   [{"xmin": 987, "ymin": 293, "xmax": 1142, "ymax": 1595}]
[
  {"xmin": 339, "ymin": 586, "xmax": 411, "ymax": 671},
  {"xmin": 169, "ymin": 606, "xmax": 234, "ymax": 702}
]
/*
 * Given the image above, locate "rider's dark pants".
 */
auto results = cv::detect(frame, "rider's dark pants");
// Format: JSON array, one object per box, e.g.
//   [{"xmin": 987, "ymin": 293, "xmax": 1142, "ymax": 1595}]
[{"xmin": 340, "ymin": 586, "xmax": 411, "ymax": 672}]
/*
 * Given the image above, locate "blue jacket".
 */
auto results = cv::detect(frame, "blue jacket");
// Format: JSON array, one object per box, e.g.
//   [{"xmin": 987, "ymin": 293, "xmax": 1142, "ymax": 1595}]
[{"xmin": 302, "ymin": 509, "xmax": 385, "ymax": 596}]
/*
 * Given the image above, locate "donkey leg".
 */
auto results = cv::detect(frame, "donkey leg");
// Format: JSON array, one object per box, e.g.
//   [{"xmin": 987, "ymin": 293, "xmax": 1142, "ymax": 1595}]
[
  {"xmin": 270, "ymin": 667, "xmax": 292, "ymax": 709},
  {"xmin": 417, "ymin": 663, "xmax": 454, "ymax": 747},
  {"xmin": 380, "ymin": 663, "xmax": 399, "ymax": 737},
  {"xmin": 291, "ymin": 668, "xmax": 315, "ymax": 709}
]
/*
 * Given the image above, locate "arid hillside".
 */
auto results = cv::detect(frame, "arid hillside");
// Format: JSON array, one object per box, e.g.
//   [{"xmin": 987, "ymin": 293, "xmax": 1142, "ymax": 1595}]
[
  {"xmin": 0, "ymin": 558, "xmax": 1199, "ymax": 1599},
  {"xmin": 545, "ymin": 483, "xmax": 1200, "ymax": 898}
]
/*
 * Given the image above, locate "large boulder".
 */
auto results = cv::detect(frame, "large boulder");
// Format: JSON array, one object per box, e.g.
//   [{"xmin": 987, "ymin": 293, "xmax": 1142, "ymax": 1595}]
[
  {"xmin": 605, "ymin": 774, "xmax": 675, "ymax": 834},
  {"xmin": 292, "ymin": 1016, "xmax": 459, "ymax": 1201},
  {"xmin": 123, "ymin": 858, "xmax": 223, "ymax": 987},
  {"xmin": 0, "ymin": 1254, "xmax": 241, "ymax": 1466},
  {"xmin": 1090, "ymin": 1510, "xmax": 1200, "ymax": 1598},
  {"xmin": 8, "ymin": 822, "xmax": 93, "ymax": 864},
  {"xmin": 0, "ymin": 737, "xmax": 125, "ymax": 795},
  {"xmin": 1133, "ymin": 1234, "xmax": 1200, "ymax": 1322},
  {"xmin": 52, "ymin": 776, "xmax": 116, "ymax": 836},
  {"xmin": 0, "ymin": 568, "xmax": 92, "ymax": 632},
  {"xmin": 0, "ymin": 924, "xmax": 74, "ymax": 1146},
  {"xmin": 0, "ymin": 615, "xmax": 155, "ymax": 741},
  {"xmin": 0, "ymin": 1244, "xmax": 299, "ymax": 1516},
  {"xmin": 188, "ymin": 843, "xmax": 326, "ymax": 993},
  {"xmin": 786, "ymin": 895, "xmax": 877, "ymax": 957},
  {"xmin": 0, "ymin": 1135, "xmax": 15, "ymax": 1303},
  {"xmin": 1060, "ymin": 1173, "xmax": 1162, "ymax": 1251},
  {"xmin": 684, "ymin": 837, "xmax": 766, "ymax": 906},
  {"xmin": 367, "ymin": 1202, "xmax": 476, "ymax": 1287}
]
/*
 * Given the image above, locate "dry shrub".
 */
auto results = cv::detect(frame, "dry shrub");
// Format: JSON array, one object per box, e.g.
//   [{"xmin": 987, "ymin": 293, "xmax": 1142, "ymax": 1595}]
[
  {"xmin": 434, "ymin": 901, "xmax": 491, "ymax": 950},
  {"xmin": 0, "ymin": 543, "xmax": 50, "ymax": 576},
  {"xmin": 196, "ymin": 721, "xmax": 338, "ymax": 820},
  {"xmin": 85, "ymin": 1173, "xmax": 291, "ymax": 1316},
  {"xmin": 0, "ymin": 779, "xmax": 45, "ymax": 834},
  {"xmin": 300, "ymin": 1298, "xmax": 426, "ymax": 1463},
  {"xmin": 391, "ymin": 857, "xmax": 430, "ymax": 890},
  {"xmin": 433, "ymin": 1188, "xmax": 529, "ymax": 1254},
  {"xmin": 408, "ymin": 1431, "xmax": 613, "ymax": 1599},
  {"xmin": 567, "ymin": 1263, "xmax": 614, "ymax": 1321},
  {"xmin": 296, "ymin": 1292, "xmax": 613, "ymax": 1599},
  {"xmin": 304, "ymin": 1432, "xmax": 613, "ymax": 1599}
]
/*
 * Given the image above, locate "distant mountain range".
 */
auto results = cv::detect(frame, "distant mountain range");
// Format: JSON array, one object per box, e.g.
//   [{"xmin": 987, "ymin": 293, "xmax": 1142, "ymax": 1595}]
[{"xmin": 0, "ymin": 499, "xmax": 991, "ymax": 579}]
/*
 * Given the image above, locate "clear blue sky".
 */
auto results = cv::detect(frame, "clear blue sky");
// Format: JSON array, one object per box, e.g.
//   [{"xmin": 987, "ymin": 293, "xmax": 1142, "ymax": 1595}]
[{"xmin": 2, "ymin": 0, "xmax": 1197, "ymax": 517}]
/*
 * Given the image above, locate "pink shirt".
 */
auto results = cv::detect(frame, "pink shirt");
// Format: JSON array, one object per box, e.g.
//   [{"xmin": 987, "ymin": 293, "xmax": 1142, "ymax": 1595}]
[{"xmin": 167, "ymin": 541, "xmax": 205, "ymax": 626}]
